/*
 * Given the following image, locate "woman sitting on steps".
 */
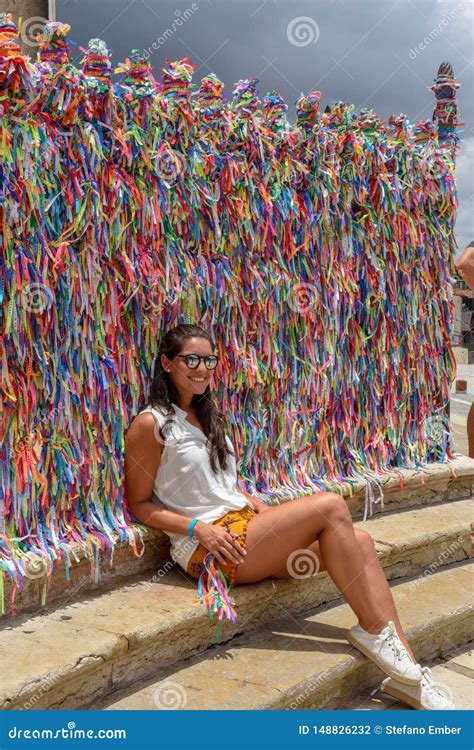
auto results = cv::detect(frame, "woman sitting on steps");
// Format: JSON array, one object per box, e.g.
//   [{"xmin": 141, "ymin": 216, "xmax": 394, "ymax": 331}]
[{"xmin": 124, "ymin": 322, "xmax": 453, "ymax": 710}]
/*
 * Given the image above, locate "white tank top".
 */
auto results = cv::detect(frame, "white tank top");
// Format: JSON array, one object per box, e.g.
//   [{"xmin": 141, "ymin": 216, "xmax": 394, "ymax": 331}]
[{"xmin": 137, "ymin": 402, "xmax": 254, "ymax": 572}]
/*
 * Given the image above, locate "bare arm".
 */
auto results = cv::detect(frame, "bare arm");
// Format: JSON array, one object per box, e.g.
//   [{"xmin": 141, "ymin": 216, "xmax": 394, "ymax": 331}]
[
  {"xmin": 456, "ymin": 245, "xmax": 474, "ymax": 292},
  {"xmin": 124, "ymin": 412, "xmax": 199, "ymax": 536},
  {"xmin": 124, "ymin": 413, "xmax": 248, "ymax": 564}
]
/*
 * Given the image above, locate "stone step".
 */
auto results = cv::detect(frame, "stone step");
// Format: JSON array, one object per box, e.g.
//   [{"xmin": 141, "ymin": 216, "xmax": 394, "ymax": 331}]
[
  {"xmin": 3, "ymin": 456, "xmax": 472, "ymax": 621},
  {"xmin": 0, "ymin": 526, "xmax": 165, "ymax": 623},
  {"xmin": 100, "ymin": 561, "xmax": 473, "ymax": 711},
  {"xmin": 324, "ymin": 644, "xmax": 474, "ymax": 710},
  {"xmin": 0, "ymin": 497, "xmax": 471, "ymax": 710}
]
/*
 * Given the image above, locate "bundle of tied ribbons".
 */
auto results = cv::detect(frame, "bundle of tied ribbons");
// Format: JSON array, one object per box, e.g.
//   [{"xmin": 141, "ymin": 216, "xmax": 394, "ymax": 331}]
[{"xmin": 0, "ymin": 16, "xmax": 462, "ymax": 636}]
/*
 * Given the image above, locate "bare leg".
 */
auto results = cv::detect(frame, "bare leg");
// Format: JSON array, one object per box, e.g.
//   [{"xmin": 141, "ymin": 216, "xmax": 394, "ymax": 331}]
[
  {"xmin": 236, "ymin": 494, "xmax": 397, "ymax": 637},
  {"xmin": 271, "ymin": 530, "xmax": 416, "ymax": 662}
]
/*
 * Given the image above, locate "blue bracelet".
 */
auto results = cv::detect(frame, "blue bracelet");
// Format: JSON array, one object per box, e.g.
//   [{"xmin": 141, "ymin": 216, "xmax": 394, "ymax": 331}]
[{"xmin": 188, "ymin": 518, "xmax": 199, "ymax": 538}]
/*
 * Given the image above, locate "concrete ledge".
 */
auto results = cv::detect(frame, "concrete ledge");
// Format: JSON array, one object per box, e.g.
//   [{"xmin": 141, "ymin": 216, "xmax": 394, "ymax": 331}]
[
  {"xmin": 101, "ymin": 561, "xmax": 474, "ymax": 711},
  {"xmin": 1, "ymin": 527, "xmax": 166, "ymax": 622},
  {"xmin": 343, "ymin": 453, "xmax": 473, "ymax": 519},
  {"xmin": 0, "ymin": 498, "xmax": 471, "ymax": 710},
  {"xmin": 2, "ymin": 456, "xmax": 472, "ymax": 622}
]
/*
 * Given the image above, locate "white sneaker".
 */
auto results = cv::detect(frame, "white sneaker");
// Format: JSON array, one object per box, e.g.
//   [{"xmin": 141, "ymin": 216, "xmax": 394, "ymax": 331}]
[
  {"xmin": 346, "ymin": 620, "xmax": 423, "ymax": 685},
  {"xmin": 380, "ymin": 665, "xmax": 456, "ymax": 709}
]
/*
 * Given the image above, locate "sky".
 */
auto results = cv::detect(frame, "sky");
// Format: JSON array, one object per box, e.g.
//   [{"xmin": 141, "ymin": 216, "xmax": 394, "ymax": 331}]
[{"xmin": 55, "ymin": 0, "xmax": 473, "ymax": 253}]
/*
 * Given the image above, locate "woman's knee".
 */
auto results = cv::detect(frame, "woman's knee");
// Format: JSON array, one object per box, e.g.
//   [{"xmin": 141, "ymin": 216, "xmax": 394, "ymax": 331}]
[
  {"xmin": 355, "ymin": 527, "xmax": 376, "ymax": 554},
  {"xmin": 305, "ymin": 492, "xmax": 351, "ymax": 524}
]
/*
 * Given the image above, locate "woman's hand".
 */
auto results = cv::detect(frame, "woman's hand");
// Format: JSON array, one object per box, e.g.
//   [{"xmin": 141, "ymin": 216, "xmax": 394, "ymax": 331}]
[{"xmin": 193, "ymin": 521, "xmax": 247, "ymax": 565}]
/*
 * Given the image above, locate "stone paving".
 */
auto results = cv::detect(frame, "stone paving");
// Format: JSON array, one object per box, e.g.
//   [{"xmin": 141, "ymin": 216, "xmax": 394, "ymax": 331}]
[{"xmin": 330, "ymin": 646, "xmax": 473, "ymax": 711}]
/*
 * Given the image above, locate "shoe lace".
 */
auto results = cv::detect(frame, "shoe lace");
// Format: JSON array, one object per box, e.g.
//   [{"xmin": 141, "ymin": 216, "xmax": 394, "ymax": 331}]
[
  {"xmin": 421, "ymin": 666, "xmax": 447, "ymax": 698},
  {"xmin": 421, "ymin": 665, "xmax": 436, "ymax": 685},
  {"xmin": 379, "ymin": 621, "xmax": 411, "ymax": 662}
]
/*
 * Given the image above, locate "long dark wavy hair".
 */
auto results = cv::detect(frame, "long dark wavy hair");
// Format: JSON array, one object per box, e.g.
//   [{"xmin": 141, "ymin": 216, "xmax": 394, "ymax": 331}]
[{"xmin": 146, "ymin": 323, "xmax": 236, "ymax": 475}]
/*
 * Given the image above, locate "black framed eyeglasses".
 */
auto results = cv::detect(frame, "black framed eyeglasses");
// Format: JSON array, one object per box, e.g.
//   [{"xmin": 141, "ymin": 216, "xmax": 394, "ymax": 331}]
[{"xmin": 175, "ymin": 354, "xmax": 218, "ymax": 370}]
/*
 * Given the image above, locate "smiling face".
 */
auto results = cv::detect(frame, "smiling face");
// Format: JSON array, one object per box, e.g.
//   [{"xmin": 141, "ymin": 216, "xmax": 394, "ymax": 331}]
[{"xmin": 161, "ymin": 336, "xmax": 216, "ymax": 403}]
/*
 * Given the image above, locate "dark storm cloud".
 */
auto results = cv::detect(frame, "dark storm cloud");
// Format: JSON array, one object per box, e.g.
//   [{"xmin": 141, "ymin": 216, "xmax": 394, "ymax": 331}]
[{"xmin": 57, "ymin": 0, "xmax": 473, "ymax": 250}]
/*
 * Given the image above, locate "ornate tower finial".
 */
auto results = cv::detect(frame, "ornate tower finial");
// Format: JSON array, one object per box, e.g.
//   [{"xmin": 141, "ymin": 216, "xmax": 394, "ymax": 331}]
[{"xmin": 429, "ymin": 60, "xmax": 462, "ymax": 148}]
